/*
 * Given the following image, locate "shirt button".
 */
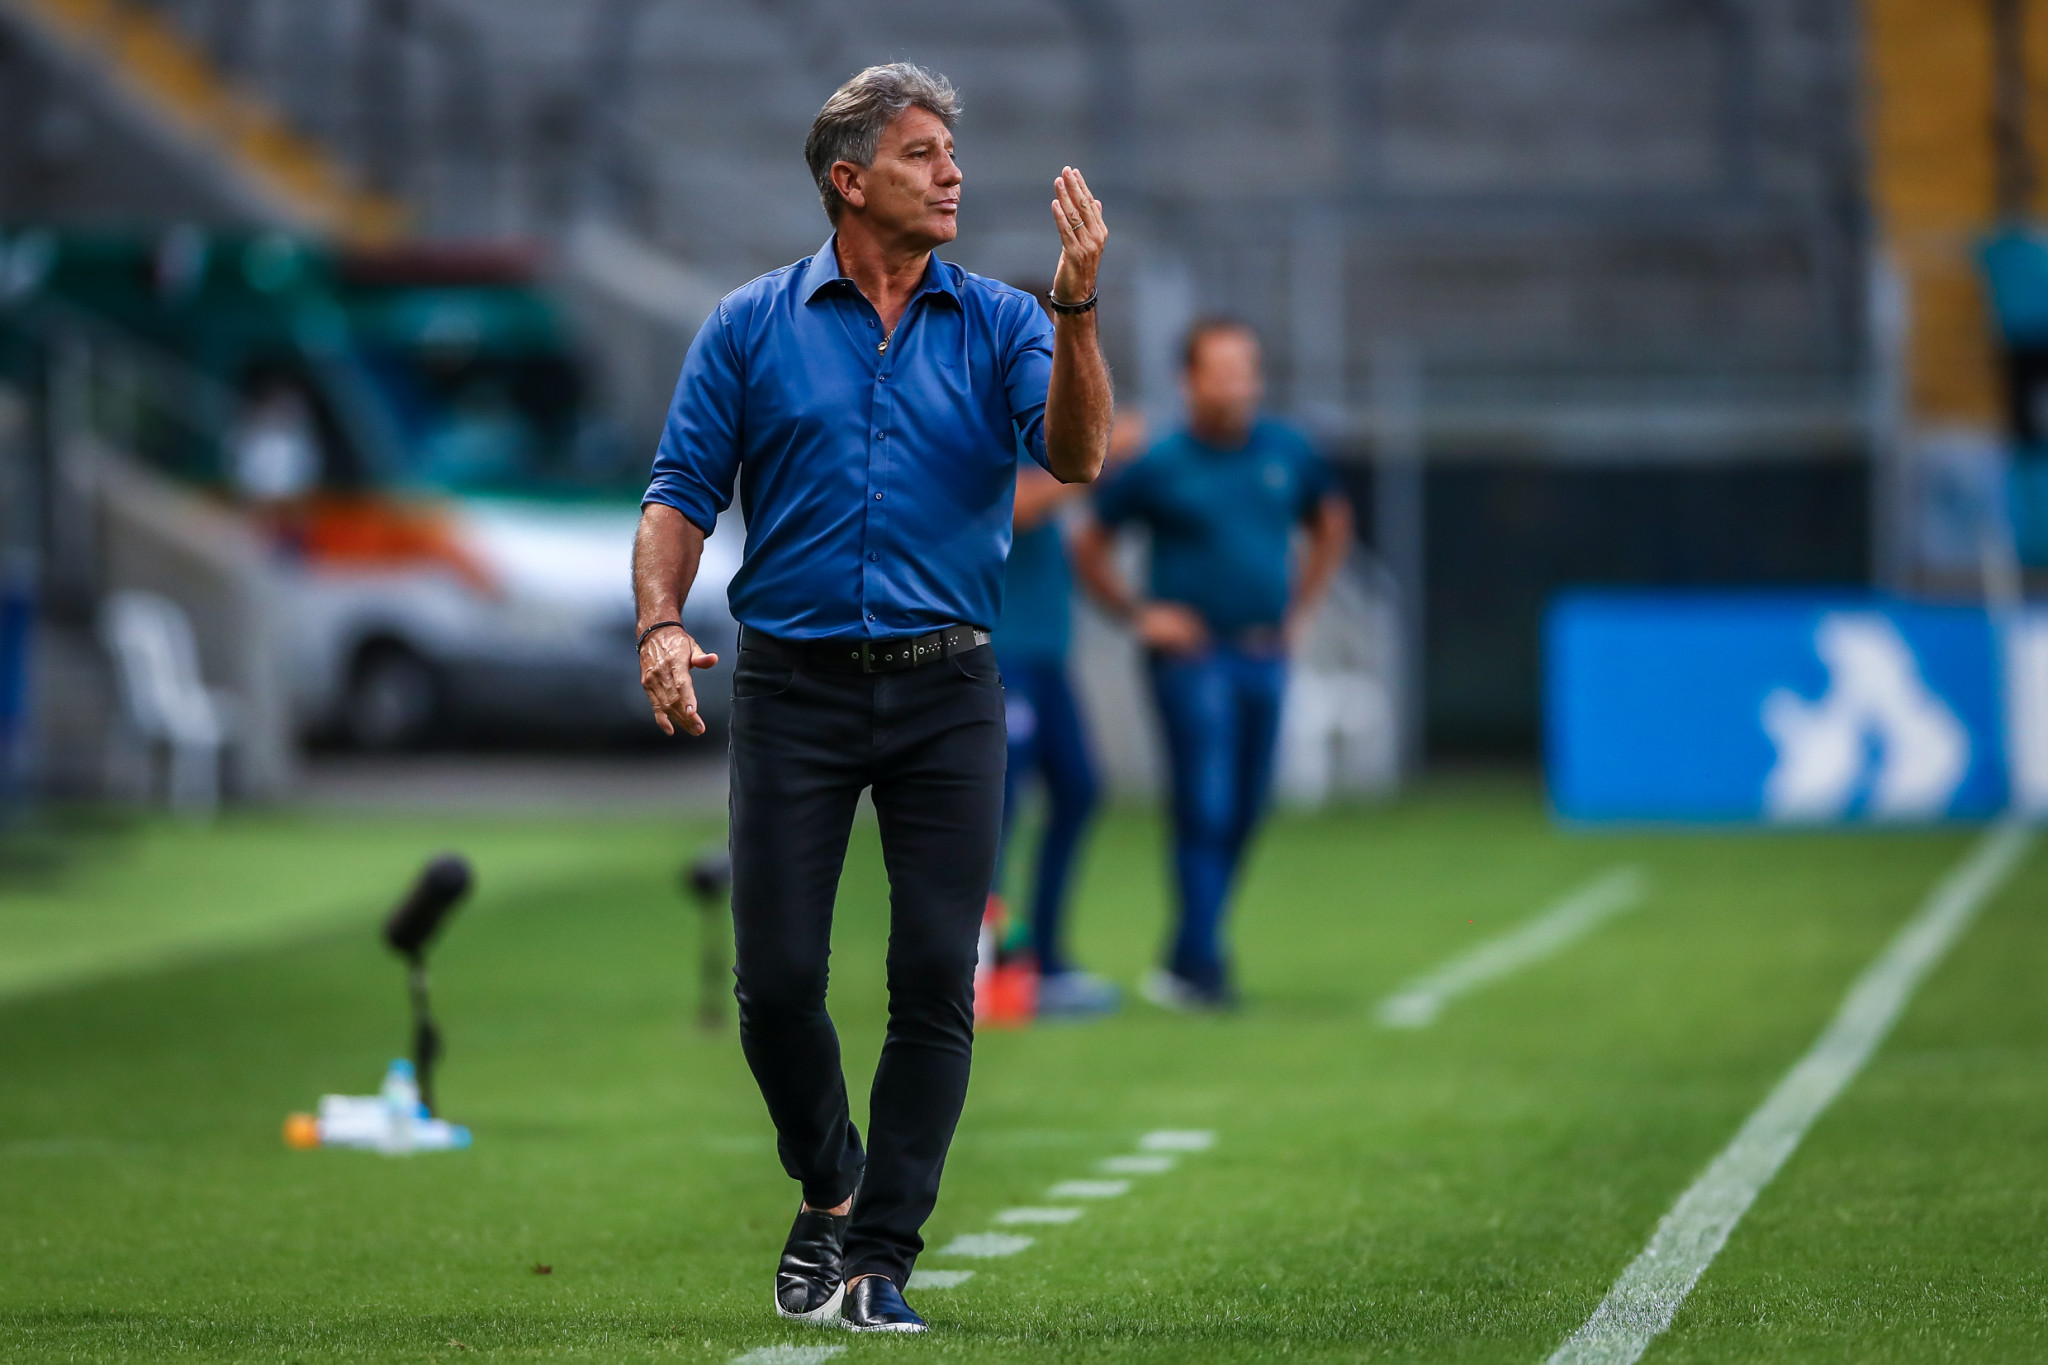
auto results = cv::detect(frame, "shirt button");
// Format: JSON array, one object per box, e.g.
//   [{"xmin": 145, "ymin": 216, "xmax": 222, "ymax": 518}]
[
  {"xmin": 874, "ymin": 492, "xmax": 883, "ymax": 500},
  {"xmin": 877, "ymin": 431, "xmax": 888, "ymax": 440},
  {"xmin": 868, "ymin": 553, "xmax": 879, "ymax": 562},
  {"xmin": 867, "ymin": 613, "xmax": 877, "ymax": 621}
]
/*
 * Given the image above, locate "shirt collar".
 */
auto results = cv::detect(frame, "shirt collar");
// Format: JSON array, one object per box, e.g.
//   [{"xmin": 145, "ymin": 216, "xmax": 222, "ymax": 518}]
[{"xmin": 800, "ymin": 234, "xmax": 961, "ymax": 306}]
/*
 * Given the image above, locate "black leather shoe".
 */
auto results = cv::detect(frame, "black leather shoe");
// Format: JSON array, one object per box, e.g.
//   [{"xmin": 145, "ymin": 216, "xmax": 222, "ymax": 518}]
[
  {"xmin": 773, "ymin": 1203, "xmax": 850, "ymax": 1323},
  {"xmin": 841, "ymin": 1274, "xmax": 926, "ymax": 1333}
]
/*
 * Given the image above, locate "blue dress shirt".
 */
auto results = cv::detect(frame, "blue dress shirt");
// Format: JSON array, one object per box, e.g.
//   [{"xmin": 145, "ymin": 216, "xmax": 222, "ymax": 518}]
[{"xmin": 644, "ymin": 237, "xmax": 1056, "ymax": 639}]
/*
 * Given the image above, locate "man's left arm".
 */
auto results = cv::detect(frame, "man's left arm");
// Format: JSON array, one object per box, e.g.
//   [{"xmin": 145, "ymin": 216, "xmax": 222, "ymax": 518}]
[
  {"xmin": 1042, "ymin": 167, "xmax": 1112, "ymax": 485},
  {"xmin": 1287, "ymin": 492, "xmax": 1356, "ymax": 644}
]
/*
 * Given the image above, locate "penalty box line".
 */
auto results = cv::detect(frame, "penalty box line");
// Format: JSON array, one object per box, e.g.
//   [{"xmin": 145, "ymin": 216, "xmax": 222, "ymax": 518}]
[
  {"xmin": 1377, "ymin": 865, "xmax": 1648, "ymax": 1029},
  {"xmin": 1547, "ymin": 821, "xmax": 2034, "ymax": 1365}
]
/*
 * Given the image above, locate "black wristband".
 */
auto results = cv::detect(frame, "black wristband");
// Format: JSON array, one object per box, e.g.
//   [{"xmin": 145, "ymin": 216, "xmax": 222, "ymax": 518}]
[
  {"xmin": 1047, "ymin": 290, "xmax": 1098, "ymax": 315},
  {"xmin": 636, "ymin": 620, "xmax": 686, "ymax": 650}
]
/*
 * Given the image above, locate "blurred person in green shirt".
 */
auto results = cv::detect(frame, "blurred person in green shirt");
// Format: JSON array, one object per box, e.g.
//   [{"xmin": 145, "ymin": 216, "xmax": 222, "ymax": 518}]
[{"xmin": 1076, "ymin": 320, "xmax": 1352, "ymax": 1009}]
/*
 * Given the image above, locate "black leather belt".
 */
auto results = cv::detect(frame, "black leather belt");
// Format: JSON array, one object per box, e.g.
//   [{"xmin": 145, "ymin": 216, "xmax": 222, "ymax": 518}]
[{"xmin": 743, "ymin": 625, "xmax": 992, "ymax": 675}]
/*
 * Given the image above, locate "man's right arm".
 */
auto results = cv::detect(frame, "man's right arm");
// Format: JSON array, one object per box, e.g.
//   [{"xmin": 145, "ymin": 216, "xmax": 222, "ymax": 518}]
[
  {"xmin": 1072, "ymin": 515, "xmax": 1210, "ymax": 656},
  {"xmin": 636, "ymin": 303, "xmax": 744, "ymax": 737},
  {"xmin": 634, "ymin": 504, "xmax": 719, "ymax": 737}
]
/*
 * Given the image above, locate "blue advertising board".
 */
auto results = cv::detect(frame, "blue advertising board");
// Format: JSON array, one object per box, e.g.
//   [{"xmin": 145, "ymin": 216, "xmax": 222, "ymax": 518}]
[{"xmin": 1546, "ymin": 593, "xmax": 2025, "ymax": 823}]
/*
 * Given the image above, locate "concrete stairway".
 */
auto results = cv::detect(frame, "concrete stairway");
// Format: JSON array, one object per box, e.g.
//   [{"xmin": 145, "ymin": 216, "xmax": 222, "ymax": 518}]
[
  {"xmin": 5, "ymin": 0, "xmax": 1872, "ymax": 451},
  {"xmin": 412, "ymin": 0, "xmax": 1874, "ymax": 453},
  {"xmin": 0, "ymin": 0, "xmax": 403, "ymax": 240}
]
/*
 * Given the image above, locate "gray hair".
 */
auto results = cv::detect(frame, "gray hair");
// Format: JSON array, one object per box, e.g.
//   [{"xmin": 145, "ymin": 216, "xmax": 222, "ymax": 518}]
[{"xmin": 805, "ymin": 63, "xmax": 962, "ymax": 221}]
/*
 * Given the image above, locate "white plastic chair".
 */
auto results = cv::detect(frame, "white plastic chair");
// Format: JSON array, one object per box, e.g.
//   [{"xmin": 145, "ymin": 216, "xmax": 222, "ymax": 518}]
[{"xmin": 99, "ymin": 590, "xmax": 225, "ymax": 815}]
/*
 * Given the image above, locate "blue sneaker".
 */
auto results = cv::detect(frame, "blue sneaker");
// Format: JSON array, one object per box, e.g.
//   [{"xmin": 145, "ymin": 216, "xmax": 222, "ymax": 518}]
[
  {"xmin": 1140, "ymin": 968, "xmax": 1236, "ymax": 1013},
  {"xmin": 841, "ymin": 1275, "xmax": 926, "ymax": 1333},
  {"xmin": 1037, "ymin": 970, "xmax": 1120, "ymax": 1018}
]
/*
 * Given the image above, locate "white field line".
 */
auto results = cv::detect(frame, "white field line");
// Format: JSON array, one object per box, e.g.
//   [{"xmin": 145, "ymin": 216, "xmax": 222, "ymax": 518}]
[
  {"xmin": 935, "ymin": 1231, "xmax": 1034, "ymax": 1258},
  {"xmin": 994, "ymin": 1206, "xmax": 1082, "ymax": 1224},
  {"xmin": 1101, "ymin": 1153, "xmax": 1175, "ymax": 1174},
  {"xmin": 730, "ymin": 1347, "xmax": 844, "ymax": 1365},
  {"xmin": 1140, "ymin": 1129, "xmax": 1215, "ymax": 1151},
  {"xmin": 732, "ymin": 1136, "xmax": 1214, "ymax": 1354},
  {"xmin": 1378, "ymin": 866, "xmax": 1647, "ymax": 1029},
  {"xmin": 1547, "ymin": 822, "xmax": 2033, "ymax": 1365}
]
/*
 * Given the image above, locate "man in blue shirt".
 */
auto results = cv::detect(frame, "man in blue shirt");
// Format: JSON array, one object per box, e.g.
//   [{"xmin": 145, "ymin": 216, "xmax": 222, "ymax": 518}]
[
  {"xmin": 1075, "ymin": 320, "xmax": 1351, "ymax": 1010},
  {"xmin": 988, "ymin": 413, "xmax": 1144, "ymax": 1020},
  {"xmin": 631, "ymin": 65, "xmax": 1112, "ymax": 1332}
]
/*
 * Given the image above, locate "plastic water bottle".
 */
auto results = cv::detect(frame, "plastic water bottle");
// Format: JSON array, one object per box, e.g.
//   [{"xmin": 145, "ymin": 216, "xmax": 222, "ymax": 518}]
[{"xmin": 379, "ymin": 1058, "xmax": 422, "ymax": 1153}]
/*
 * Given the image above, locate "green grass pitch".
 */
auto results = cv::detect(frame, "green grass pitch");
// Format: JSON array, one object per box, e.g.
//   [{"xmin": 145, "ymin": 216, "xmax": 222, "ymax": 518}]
[{"xmin": 4, "ymin": 778, "xmax": 2047, "ymax": 1362}]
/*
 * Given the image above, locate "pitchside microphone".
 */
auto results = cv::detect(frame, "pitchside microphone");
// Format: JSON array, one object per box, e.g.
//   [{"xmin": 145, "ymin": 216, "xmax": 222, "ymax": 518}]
[
  {"xmin": 384, "ymin": 855, "xmax": 472, "ymax": 961},
  {"xmin": 383, "ymin": 855, "xmax": 473, "ymax": 1116}
]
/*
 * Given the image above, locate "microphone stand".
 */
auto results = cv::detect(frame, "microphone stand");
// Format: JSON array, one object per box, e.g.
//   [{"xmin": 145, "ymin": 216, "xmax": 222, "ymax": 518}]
[
  {"xmin": 404, "ymin": 952, "xmax": 443, "ymax": 1116},
  {"xmin": 686, "ymin": 849, "xmax": 733, "ymax": 1032}
]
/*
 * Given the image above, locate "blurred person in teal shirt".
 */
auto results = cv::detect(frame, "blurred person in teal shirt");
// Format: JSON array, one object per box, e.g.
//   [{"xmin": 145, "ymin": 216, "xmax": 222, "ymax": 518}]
[
  {"xmin": 992, "ymin": 413, "xmax": 1146, "ymax": 1018},
  {"xmin": 1075, "ymin": 320, "xmax": 1353, "ymax": 1009}
]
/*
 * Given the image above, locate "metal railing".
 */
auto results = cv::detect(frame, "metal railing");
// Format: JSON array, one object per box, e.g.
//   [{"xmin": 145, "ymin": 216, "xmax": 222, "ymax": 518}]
[{"xmin": 0, "ymin": 285, "xmax": 297, "ymax": 803}]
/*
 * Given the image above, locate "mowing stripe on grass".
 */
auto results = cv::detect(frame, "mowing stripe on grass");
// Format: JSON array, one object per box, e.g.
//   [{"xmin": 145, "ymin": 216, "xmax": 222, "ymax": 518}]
[
  {"xmin": 1050, "ymin": 1179, "xmax": 1131, "ymax": 1198},
  {"xmin": 1377, "ymin": 865, "xmax": 1646, "ymax": 1029},
  {"xmin": 907, "ymin": 1269, "xmax": 976, "ymax": 1289},
  {"xmin": 0, "ymin": 901, "xmax": 384, "ymax": 1004},
  {"xmin": 0, "ymin": 828, "xmax": 641, "ymax": 1004},
  {"xmin": 1547, "ymin": 822, "xmax": 2033, "ymax": 1365}
]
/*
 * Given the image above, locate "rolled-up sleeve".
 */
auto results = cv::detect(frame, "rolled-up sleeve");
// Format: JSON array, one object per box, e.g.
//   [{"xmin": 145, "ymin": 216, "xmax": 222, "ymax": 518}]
[
  {"xmin": 643, "ymin": 304, "xmax": 743, "ymax": 536},
  {"xmin": 1001, "ymin": 299, "xmax": 1056, "ymax": 472}
]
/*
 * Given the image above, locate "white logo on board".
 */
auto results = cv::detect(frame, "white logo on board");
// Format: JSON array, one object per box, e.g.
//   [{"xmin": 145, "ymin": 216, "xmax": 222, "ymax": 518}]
[{"xmin": 1761, "ymin": 613, "xmax": 1970, "ymax": 820}]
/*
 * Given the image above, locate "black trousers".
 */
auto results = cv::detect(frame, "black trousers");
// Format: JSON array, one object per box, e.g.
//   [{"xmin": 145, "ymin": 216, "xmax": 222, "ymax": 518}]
[{"xmin": 726, "ymin": 638, "xmax": 1006, "ymax": 1286}]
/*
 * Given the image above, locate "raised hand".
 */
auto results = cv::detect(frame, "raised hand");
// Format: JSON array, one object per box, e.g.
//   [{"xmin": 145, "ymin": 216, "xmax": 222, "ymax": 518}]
[{"xmin": 1051, "ymin": 166, "xmax": 1108, "ymax": 306}]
